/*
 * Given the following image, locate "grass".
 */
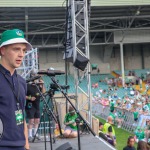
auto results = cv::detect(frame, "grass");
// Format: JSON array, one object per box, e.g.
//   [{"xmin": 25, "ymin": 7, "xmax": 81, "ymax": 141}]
[{"xmin": 97, "ymin": 117, "xmax": 137, "ymax": 150}]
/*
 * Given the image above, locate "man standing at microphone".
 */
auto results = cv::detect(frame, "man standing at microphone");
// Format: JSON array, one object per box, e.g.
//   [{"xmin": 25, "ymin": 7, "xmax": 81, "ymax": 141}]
[
  {"xmin": 0, "ymin": 29, "xmax": 31, "ymax": 150},
  {"xmin": 26, "ymin": 70, "xmax": 45, "ymax": 141}
]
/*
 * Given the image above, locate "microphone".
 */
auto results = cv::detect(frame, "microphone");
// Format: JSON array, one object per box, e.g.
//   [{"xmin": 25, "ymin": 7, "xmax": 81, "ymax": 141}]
[
  {"xmin": 26, "ymin": 76, "xmax": 41, "ymax": 83},
  {"xmin": 38, "ymin": 70, "xmax": 65, "ymax": 76},
  {"xmin": 38, "ymin": 70, "xmax": 55, "ymax": 76}
]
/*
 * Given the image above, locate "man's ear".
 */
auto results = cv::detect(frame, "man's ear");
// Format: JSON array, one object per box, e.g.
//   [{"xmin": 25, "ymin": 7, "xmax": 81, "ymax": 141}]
[{"xmin": 0, "ymin": 47, "xmax": 6, "ymax": 56}]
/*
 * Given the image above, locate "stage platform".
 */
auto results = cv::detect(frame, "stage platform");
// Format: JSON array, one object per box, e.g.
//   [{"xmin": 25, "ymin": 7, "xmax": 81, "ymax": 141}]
[{"xmin": 30, "ymin": 134, "xmax": 115, "ymax": 150}]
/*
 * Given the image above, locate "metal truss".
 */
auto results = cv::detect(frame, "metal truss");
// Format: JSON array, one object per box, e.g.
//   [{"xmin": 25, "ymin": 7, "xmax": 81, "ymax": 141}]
[
  {"xmin": 17, "ymin": 48, "xmax": 38, "ymax": 79},
  {"xmin": 66, "ymin": 0, "xmax": 92, "ymax": 126}
]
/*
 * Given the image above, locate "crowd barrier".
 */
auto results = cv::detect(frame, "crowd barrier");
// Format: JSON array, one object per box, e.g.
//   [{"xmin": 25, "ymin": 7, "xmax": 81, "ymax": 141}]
[
  {"xmin": 38, "ymin": 121, "xmax": 55, "ymax": 136},
  {"xmin": 92, "ymin": 102, "xmax": 150, "ymax": 133}
]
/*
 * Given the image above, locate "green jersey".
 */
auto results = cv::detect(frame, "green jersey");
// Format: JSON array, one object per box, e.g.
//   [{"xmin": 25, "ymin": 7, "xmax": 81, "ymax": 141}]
[
  {"xmin": 110, "ymin": 101, "xmax": 115, "ymax": 112},
  {"xmin": 135, "ymin": 131, "xmax": 145, "ymax": 140},
  {"xmin": 147, "ymin": 103, "xmax": 150, "ymax": 110},
  {"xmin": 109, "ymin": 112, "xmax": 116, "ymax": 120},
  {"xmin": 117, "ymin": 111, "xmax": 125, "ymax": 119},
  {"xmin": 133, "ymin": 111, "xmax": 139, "ymax": 119},
  {"xmin": 64, "ymin": 113, "xmax": 78, "ymax": 130}
]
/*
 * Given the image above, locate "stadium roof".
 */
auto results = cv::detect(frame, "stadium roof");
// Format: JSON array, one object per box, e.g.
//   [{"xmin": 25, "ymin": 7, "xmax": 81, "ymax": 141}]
[
  {"xmin": 0, "ymin": 5, "xmax": 150, "ymax": 49},
  {"xmin": 0, "ymin": 0, "xmax": 150, "ymax": 7}
]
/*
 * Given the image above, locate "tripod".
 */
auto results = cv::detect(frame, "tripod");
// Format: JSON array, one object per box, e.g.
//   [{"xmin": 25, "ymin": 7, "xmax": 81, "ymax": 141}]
[
  {"xmin": 50, "ymin": 77, "xmax": 116, "ymax": 150},
  {"xmin": 31, "ymin": 83, "xmax": 63, "ymax": 150}
]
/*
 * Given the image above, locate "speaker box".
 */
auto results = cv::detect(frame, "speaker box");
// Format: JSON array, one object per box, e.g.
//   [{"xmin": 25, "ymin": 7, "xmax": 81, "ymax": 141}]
[
  {"xmin": 73, "ymin": 54, "xmax": 89, "ymax": 71},
  {"xmin": 56, "ymin": 142, "xmax": 74, "ymax": 150}
]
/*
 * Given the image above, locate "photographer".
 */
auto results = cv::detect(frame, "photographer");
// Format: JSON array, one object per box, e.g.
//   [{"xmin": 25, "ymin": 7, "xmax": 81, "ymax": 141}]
[
  {"xmin": 63, "ymin": 106, "xmax": 78, "ymax": 138},
  {"xmin": 26, "ymin": 71, "xmax": 45, "ymax": 141}
]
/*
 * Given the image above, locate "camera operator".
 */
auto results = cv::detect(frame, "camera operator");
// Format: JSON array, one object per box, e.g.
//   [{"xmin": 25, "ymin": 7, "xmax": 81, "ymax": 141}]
[{"xmin": 25, "ymin": 70, "xmax": 46, "ymax": 141}]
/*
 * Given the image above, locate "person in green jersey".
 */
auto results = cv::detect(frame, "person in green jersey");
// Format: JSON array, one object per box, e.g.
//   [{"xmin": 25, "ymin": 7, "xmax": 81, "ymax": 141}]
[
  {"xmin": 64, "ymin": 106, "xmax": 78, "ymax": 138},
  {"xmin": 109, "ymin": 111, "xmax": 116, "ymax": 121},
  {"xmin": 110, "ymin": 99, "xmax": 115, "ymax": 112},
  {"xmin": 134, "ymin": 127, "xmax": 145, "ymax": 143},
  {"xmin": 132, "ymin": 108, "xmax": 139, "ymax": 122},
  {"xmin": 146, "ymin": 100, "xmax": 150, "ymax": 110},
  {"xmin": 115, "ymin": 110, "xmax": 125, "ymax": 128}
]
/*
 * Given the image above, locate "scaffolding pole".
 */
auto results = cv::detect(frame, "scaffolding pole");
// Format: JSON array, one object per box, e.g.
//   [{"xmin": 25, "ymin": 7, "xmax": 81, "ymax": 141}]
[{"xmin": 120, "ymin": 42, "xmax": 125, "ymax": 87}]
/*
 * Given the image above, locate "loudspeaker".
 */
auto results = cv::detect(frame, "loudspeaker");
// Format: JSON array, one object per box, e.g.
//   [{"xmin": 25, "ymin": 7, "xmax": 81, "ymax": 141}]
[
  {"xmin": 73, "ymin": 54, "xmax": 89, "ymax": 71},
  {"xmin": 56, "ymin": 142, "xmax": 74, "ymax": 150}
]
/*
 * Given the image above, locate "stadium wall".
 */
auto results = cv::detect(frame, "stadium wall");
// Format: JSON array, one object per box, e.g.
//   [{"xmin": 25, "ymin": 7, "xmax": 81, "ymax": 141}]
[{"xmin": 39, "ymin": 44, "xmax": 150, "ymax": 73}]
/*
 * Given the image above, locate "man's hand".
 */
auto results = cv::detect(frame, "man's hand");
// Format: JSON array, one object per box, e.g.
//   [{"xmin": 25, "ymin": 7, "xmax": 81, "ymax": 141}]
[
  {"xmin": 38, "ymin": 79, "xmax": 44, "ymax": 84},
  {"xmin": 65, "ymin": 121, "xmax": 74, "ymax": 125},
  {"xmin": 31, "ymin": 97, "xmax": 36, "ymax": 101}
]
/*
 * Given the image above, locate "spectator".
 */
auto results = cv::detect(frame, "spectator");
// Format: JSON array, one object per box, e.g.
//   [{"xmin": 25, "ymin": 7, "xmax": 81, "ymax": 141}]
[
  {"xmin": 98, "ymin": 122, "xmax": 108, "ymax": 142},
  {"xmin": 145, "ymin": 119, "xmax": 150, "ymax": 143},
  {"xmin": 139, "ymin": 78, "xmax": 143, "ymax": 89},
  {"xmin": 126, "ymin": 101, "xmax": 132, "ymax": 110},
  {"xmin": 110, "ymin": 99, "xmax": 115, "ymax": 112},
  {"xmin": 130, "ymin": 88, "xmax": 135, "ymax": 96},
  {"xmin": 128, "ymin": 71, "xmax": 132, "ymax": 76},
  {"xmin": 123, "ymin": 136, "xmax": 136, "ymax": 150},
  {"xmin": 115, "ymin": 110, "xmax": 125, "ymax": 128},
  {"xmin": 109, "ymin": 110, "xmax": 116, "ymax": 122},
  {"xmin": 103, "ymin": 116, "xmax": 116, "ymax": 146},
  {"xmin": 137, "ymin": 140, "xmax": 150, "ymax": 150},
  {"xmin": 26, "ymin": 72, "xmax": 46, "ymax": 141},
  {"xmin": 142, "ymin": 102, "xmax": 150, "ymax": 114},
  {"xmin": 134, "ymin": 127, "xmax": 145, "ymax": 143},
  {"xmin": 132, "ymin": 71, "xmax": 135, "ymax": 76},
  {"xmin": 132, "ymin": 108, "xmax": 139, "ymax": 124},
  {"xmin": 141, "ymin": 74, "xmax": 145, "ymax": 81},
  {"xmin": 63, "ymin": 106, "xmax": 78, "ymax": 138}
]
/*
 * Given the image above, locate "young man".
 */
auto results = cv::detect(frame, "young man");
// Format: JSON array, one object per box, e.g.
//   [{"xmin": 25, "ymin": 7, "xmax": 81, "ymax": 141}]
[
  {"xmin": 123, "ymin": 136, "xmax": 136, "ymax": 150},
  {"xmin": 26, "ymin": 70, "xmax": 45, "ymax": 141},
  {"xmin": 0, "ymin": 29, "xmax": 32, "ymax": 150}
]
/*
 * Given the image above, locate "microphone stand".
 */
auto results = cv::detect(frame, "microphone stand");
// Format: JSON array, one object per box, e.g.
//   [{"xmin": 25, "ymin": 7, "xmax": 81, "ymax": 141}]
[
  {"xmin": 31, "ymin": 83, "xmax": 59, "ymax": 150},
  {"xmin": 75, "ymin": 118, "xmax": 81, "ymax": 150},
  {"xmin": 50, "ymin": 77, "xmax": 116, "ymax": 150},
  {"xmin": 43, "ymin": 89, "xmax": 63, "ymax": 137}
]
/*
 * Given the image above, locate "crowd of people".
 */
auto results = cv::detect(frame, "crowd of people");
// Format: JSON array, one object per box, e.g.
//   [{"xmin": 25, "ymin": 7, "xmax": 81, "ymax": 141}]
[{"xmin": 92, "ymin": 70, "xmax": 150, "ymax": 149}]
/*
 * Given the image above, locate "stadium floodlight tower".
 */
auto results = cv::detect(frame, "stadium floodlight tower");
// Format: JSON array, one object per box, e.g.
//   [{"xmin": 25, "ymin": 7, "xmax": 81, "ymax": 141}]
[
  {"xmin": 65, "ymin": 0, "xmax": 92, "ymax": 126},
  {"xmin": 17, "ymin": 48, "xmax": 39, "ymax": 79}
]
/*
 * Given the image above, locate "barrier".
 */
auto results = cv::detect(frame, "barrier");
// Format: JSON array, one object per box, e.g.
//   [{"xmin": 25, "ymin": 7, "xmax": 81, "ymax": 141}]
[
  {"xmin": 92, "ymin": 102, "xmax": 149, "ymax": 133},
  {"xmin": 38, "ymin": 121, "xmax": 55, "ymax": 136}
]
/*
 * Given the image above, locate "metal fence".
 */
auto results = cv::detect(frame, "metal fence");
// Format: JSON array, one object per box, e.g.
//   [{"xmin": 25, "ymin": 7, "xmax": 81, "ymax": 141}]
[
  {"xmin": 92, "ymin": 102, "xmax": 150, "ymax": 133},
  {"xmin": 38, "ymin": 121, "xmax": 55, "ymax": 136}
]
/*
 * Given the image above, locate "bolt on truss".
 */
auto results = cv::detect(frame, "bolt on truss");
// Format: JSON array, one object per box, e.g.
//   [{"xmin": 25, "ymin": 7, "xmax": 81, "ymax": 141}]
[
  {"xmin": 17, "ymin": 48, "xmax": 39, "ymax": 79},
  {"xmin": 66, "ymin": 0, "xmax": 92, "ymax": 126}
]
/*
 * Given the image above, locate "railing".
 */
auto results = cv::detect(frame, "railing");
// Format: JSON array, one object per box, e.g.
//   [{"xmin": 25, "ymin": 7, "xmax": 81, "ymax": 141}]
[
  {"xmin": 92, "ymin": 102, "xmax": 150, "ymax": 133},
  {"xmin": 38, "ymin": 121, "xmax": 55, "ymax": 136}
]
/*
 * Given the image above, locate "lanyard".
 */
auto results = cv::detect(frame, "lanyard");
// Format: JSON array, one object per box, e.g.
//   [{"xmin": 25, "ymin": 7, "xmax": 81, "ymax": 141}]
[{"xmin": 0, "ymin": 70, "xmax": 20, "ymax": 110}]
